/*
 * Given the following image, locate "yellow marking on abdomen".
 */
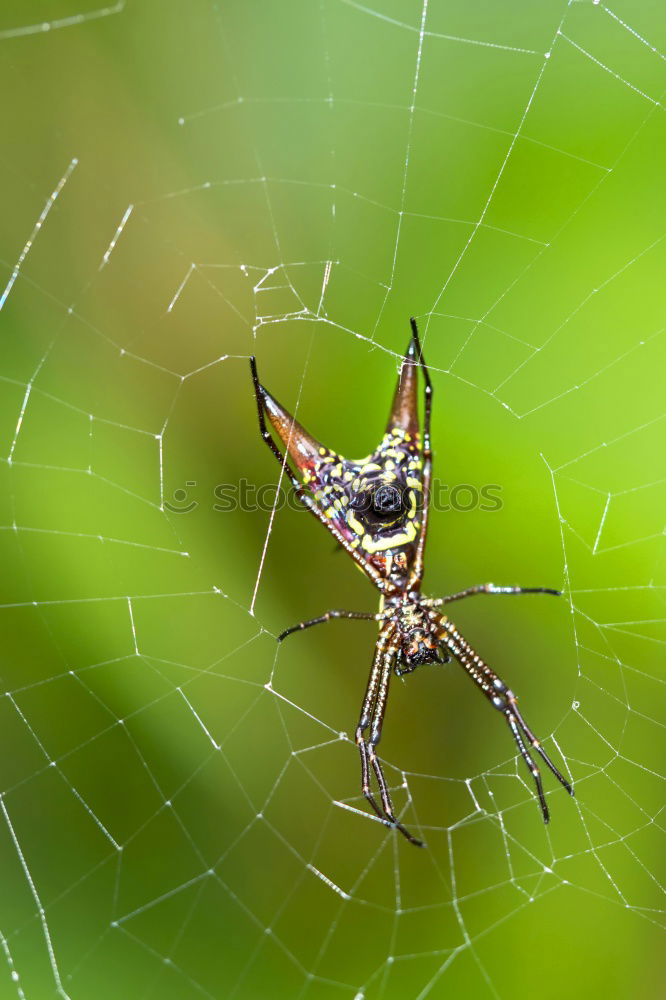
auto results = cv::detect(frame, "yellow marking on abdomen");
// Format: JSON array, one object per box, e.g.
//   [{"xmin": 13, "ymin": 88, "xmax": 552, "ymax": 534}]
[{"xmin": 362, "ymin": 521, "xmax": 417, "ymax": 552}]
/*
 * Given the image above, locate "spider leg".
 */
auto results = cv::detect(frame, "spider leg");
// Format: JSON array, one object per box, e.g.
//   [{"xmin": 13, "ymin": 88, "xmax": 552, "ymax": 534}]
[
  {"xmin": 509, "ymin": 695, "xmax": 574, "ymax": 795},
  {"xmin": 440, "ymin": 620, "xmax": 573, "ymax": 823},
  {"xmin": 356, "ymin": 625, "xmax": 425, "ymax": 847},
  {"xmin": 427, "ymin": 583, "xmax": 561, "ymax": 607},
  {"xmin": 505, "ymin": 708, "xmax": 550, "ymax": 821},
  {"xmin": 355, "ymin": 628, "xmax": 386, "ymax": 823},
  {"xmin": 278, "ymin": 609, "xmax": 382, "ymax": 642}
]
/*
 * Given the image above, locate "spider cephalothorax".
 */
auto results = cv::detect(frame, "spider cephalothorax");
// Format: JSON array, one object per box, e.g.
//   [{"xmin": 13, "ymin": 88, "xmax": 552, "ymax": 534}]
[
  {"xmin": 251, "ymin": 319, "xmax": 574, "ymax": 846},
  {"xmin": 390, "ymin": 598, "xmax": 449, "ymax": 674}
]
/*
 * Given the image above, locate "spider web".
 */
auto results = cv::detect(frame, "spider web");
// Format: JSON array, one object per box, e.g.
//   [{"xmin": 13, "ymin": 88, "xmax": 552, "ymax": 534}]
[{"xmin": 0, "ymin": 1, "xmax": 664, "ymax": 998}]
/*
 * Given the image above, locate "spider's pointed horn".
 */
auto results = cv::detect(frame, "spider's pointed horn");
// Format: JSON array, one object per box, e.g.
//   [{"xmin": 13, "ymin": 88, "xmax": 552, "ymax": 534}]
[
  {"xmin": 259, "ymin": 383, "xmax": 324, "ymax": 474},
  {"xmin": 386, "ymin": 326, "xmax": 419, "ymax": 436}
]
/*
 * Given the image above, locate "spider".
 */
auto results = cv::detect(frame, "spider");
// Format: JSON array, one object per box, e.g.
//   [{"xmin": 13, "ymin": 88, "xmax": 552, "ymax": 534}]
[{"xmin": 250, "ymin": 319, "xmax": 573, "ymax": 846}]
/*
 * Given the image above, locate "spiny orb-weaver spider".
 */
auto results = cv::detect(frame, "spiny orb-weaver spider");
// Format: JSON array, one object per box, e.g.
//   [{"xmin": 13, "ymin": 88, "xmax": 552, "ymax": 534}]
[{"xmin": 250, "ymin": 319, "xmax": 573, "ymax": 846}]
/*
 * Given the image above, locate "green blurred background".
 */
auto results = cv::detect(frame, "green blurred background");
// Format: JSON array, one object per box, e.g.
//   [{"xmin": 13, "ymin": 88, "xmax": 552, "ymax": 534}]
[{"xmin": 0, "ymin": 1, "xmax": 664, "ymax": 998}]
